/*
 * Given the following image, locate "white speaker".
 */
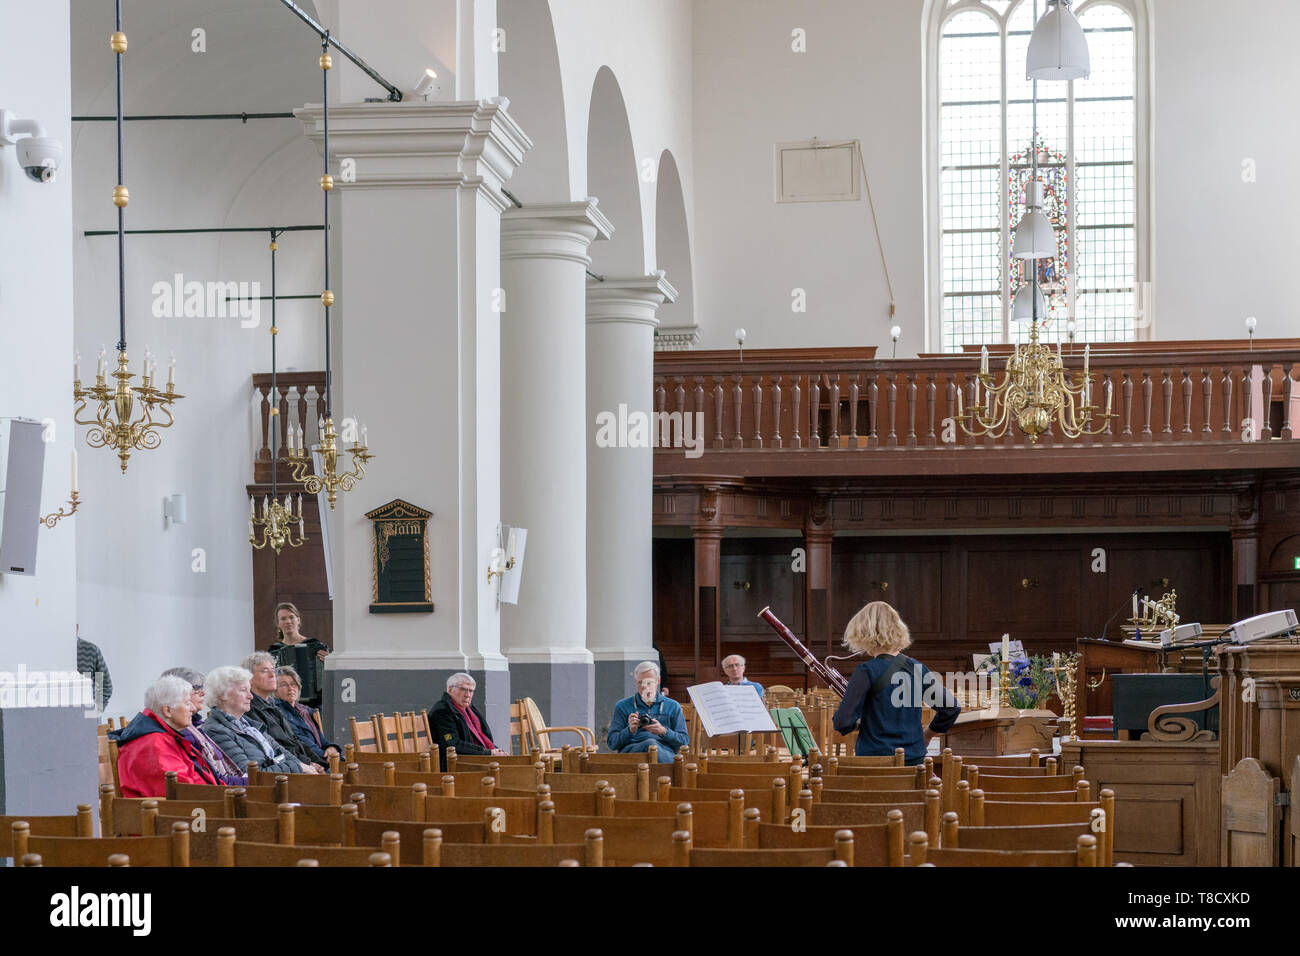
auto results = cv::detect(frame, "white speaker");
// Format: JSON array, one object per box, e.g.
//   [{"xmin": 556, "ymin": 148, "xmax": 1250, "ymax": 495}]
[{"xmin": 0, "ymin": 418, "xmax": 46, "ymax": 575}]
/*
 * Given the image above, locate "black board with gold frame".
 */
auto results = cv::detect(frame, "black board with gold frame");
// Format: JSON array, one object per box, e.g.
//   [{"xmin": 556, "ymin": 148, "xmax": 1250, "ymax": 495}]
[{"xmin": 366, "ymin": 499, "xmax": 434, "ymax": 613}]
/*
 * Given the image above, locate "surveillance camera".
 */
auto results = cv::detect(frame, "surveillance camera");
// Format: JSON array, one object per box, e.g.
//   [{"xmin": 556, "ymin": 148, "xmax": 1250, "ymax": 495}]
[
  {"xmin": 16, "ymin": 137, "xmax": 61, "ymax": 183},
  {"xmin": 0, "ymin": 109, "xmax": 62, "ymax": 184}
]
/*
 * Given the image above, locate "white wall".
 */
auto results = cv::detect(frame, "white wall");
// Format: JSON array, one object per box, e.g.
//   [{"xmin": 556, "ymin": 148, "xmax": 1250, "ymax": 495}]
[
  {"xmin": 1151, "ymin": 0, "xmax": 1300, "ymax": 341},
  {"xmin": 0, "ymin": 1, "xmax": 78, "ymax": 674},
  {"xmin": 68, "ymin": 0, "xmax": 325, "ymax": 717},
  {"xmin": 691, "ymin": 0, "xmax": 1300, "ymax": 355}
]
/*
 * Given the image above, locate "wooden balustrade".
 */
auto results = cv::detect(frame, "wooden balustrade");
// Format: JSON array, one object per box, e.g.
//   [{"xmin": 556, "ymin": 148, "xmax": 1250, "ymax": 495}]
[
  {"xmin": 252, "ymin": 372, "xmax": 326, "ymax": 483},
  {"xmin": 651, "ymin": 347, "xmax": 1299, "ymax": 476}
]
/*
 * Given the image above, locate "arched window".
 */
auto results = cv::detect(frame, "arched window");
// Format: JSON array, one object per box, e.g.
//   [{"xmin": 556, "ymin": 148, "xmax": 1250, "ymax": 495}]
[{"xmin": 924, "ymin": 0, "xmax": 1151, "ymax": 353}]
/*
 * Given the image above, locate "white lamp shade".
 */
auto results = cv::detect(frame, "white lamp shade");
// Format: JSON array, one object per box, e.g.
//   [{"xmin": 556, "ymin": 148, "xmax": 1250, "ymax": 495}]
[
  {"xmin": 1022, "ymin": 180, "xmax": 1046, "ymax": 209},
  {"xmin": 1012, "ymin": 282, "xmax": 1049, "ymax": 323},
  {"xmin": 1027, "ymin": 2, "xmax": 1091, "ymax": 81},
  {"xmin": 1012, "ymin": 209, "xmax": 1056, "ymax": 259}
]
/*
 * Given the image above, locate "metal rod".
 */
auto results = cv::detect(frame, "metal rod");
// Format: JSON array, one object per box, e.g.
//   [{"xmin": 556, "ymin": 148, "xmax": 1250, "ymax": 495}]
[
  {"xmin": 277, "ymin": 0, "xmax": 403, "ymax": 102},
  {"xmin": 225, "ymin": 294, "xmax": 319, "ymax": 302},
  {"xmin": 73, "ymin": 112, "xmax": 295, "ymax": 122},
  {"xmin": 115, "ymin": 0, "xmax": 126, "ymax": 352},
  {"xmin": 271, "ymin": 230, "xmax": 279, "ymax": 501},
  {"xmin": 322, "ymin": 36, "xmax": 332, "ymax": 418},
  {"xmin": 84, "ymin": 225, "xmax": 323, "ymax": 237}
]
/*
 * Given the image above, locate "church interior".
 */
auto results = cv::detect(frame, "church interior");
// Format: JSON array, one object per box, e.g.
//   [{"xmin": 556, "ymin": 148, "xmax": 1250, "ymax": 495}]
[{"xmin": 1, "ymin": 0, "xmax": 1298, "ymax": 883}]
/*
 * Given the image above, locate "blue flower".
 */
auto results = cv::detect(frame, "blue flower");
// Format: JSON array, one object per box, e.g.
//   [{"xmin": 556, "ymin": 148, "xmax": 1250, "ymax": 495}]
[{"xmin": 1017, "ymin": 676, "xmax": 1034, "ymax": 688}]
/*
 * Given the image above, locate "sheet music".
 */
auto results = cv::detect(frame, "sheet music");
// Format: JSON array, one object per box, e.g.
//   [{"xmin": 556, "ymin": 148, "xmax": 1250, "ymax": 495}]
[{"xmin": 687, "ymin": 682, "xmax": 779, "ymax": 737}]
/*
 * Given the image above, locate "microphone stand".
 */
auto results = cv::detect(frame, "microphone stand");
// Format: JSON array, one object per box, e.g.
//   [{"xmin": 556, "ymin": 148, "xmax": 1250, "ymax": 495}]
[{"xmin": 1098, "ymin": 588, "xmax": 1142, "ymax": 641}]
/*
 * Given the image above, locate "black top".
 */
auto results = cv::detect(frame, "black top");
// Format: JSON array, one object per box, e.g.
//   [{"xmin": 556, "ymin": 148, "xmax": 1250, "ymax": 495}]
[
  {"xmin": 248, "ymin": 692, "xmax": 321, "ymax": 768},
  {"xmin": 832, "ymin": 654, "xmax": 961, "ymax": 764},
  {"xmin": 268, "ymin": 638, "xmax": 328, "ymax": 706}
]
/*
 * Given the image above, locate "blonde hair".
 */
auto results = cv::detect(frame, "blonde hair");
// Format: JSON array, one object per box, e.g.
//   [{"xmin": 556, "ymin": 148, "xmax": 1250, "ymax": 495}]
[
  {"xmin": 843, "ymin": 601, "xmax": 911, "ymax": 656},
  {"xmin": 275, "ymin": 602, "xmax": 304, "ymax": 642}
]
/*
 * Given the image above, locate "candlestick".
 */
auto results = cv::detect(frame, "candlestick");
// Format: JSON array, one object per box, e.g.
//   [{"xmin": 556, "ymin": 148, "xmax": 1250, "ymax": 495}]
[
  {"xmin": 1001, "ymin": 633, "xmax": 1009, "ymax": 661},
  {"xmin": 980, "ymin": 345, "xmax": 989, "ymax": 375},
  {"xmin": 956, "ymin": 385, "xmax": 963, "ymax": 417},
  {"xmin": 97, "ymin": 345, "xmax": 107, "ymax": 378},
  {"xmin": 360, "ymin": 424, "xmax": 368, "ymax": 447},
  {"xmin": 1083, "ymin": 344, "xmax": 1090, "ymax": 378},
  {"xmin": 70, "ymin": 450, "xmax": 78, "ymax": 494},
  {"xmin": 168, "ymin": 352, "xmax": 176, "ymax": 389}
]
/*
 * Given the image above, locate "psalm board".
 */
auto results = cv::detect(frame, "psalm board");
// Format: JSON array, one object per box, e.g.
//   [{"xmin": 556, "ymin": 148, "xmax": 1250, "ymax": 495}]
[{"xmin": 365, "ymin": 499, "xmax": 434, "ymax": 613}]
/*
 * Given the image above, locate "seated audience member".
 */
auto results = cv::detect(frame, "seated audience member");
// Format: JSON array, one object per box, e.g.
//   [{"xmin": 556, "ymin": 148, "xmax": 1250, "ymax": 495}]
[
  {"xmin": 275, "ymin": 665, "xmax": 340, "ymax": 765},
  {"xmin": 242, "ymin": 651, "xmax": 324, "ymax": 772},
  {"xmin": 832, "ymin": 601, "xmax": 961, "ymax": 766},
  {"xmin": 114, "ymin": 675, "xmax": 220, "ymax": 797},
  {"xmin": 607, "ymin": 661, "xmax": 688, "ymax": 763},
  {"xmin": 430, "ymin": 672, "xmax": 505, "ymax": 771},
  {"xmin": 160, "ymin": 666, "xmax": 247, "ymax": 785},
  {"xmin": 721, "ymin": 653, "xmax": 765, "ymax": 698},
  {"xmin": 201, "ymin": 665, "xmax": 307, "ymax": 775}
]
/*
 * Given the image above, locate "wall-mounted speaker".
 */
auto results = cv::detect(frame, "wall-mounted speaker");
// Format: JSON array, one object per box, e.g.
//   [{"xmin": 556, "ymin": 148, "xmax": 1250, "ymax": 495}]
[{"xmin": 0, "ymin": 418, "xmax": 46, "ymax": 575}]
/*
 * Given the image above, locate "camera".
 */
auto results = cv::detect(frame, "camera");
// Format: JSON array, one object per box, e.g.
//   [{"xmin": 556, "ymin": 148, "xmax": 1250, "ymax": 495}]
[
  {"xmin": 0, "ymin": 110, "xmax": 63, "ymax": 184},
  {"xmin": 16, "ymin": 137, "xmax": 61, "ymax": 182}
]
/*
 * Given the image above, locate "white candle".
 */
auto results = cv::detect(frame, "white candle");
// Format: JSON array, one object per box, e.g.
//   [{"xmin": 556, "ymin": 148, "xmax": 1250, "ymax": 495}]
[
  {"xmin": 250, "ymin": 496, "xmax": 255, "ymax": 517},
  {"xmin": 1083, "ymin": 344, "xmax": 1090, "ymax": 378},
  {"xmin": 70, "ymin": 450, "xmax": 78, "ymax": 494},
  {"xmin": 168, "ymin": 352, "xmax": 176, "ymax": 388},
  {"xmin": 74, "ymin": 350, "xmax": 80, "ymax": 381},
  {"xmin": 980, "ymin": 345, "xmax": 989, "ymax": 375},
  {"xmin": 1001, "ymin": 634, "xmax": 1009, "ymax": 661},
  {"xmin": 297, "ymin": 425, "xmax": 305, "ymax": 451},
  {"xmin": 360, "ymin": 424, "xmax": 368, "ymax": 447},
  {"xmin": 284, "ymin": 495, "xmax": 291, "ymax": 511},
  {"xmin": 1052, "ymin": 652, "xmax": 1060, "ymax": 672},
  {"xmin": 956, "ymin": 385, "xmax": 963, "ymax": 417},
  {"xmin": 1132, "ymin": 593, "xmax": 1138, "ymax": 619},
  {"xmin": 97, "ymin": 345, "xmax": 107, "ymax": 378},
  {"xmin": 298, "ymin": 496, "xmax": 305, "ymax": 534}
]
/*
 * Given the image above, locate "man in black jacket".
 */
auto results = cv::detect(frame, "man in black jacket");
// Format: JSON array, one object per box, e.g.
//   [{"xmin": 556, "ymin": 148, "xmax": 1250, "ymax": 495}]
[
  {"xmin": 243, "ymin": 652, "xmax": 324, "ymax": 772},
  {"xmin": 430, "ymin": 672, "xmax": 505, "ymax": 771}
]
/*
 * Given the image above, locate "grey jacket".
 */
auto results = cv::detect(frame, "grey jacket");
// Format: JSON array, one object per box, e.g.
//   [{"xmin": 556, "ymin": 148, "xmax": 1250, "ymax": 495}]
[{"xmin": 201, "ymin": 706, "xmax": 303, "ymax": 774}]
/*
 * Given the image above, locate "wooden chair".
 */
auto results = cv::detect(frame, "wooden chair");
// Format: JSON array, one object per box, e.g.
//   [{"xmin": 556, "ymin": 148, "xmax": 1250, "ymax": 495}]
[
  {"xmin": 349, "ymin": 716, "xmax": 382, "ymax": 754},
  {"xmin": 246, "ymin": 770, "xmax": 346, "ymax": 805},
  {"xmin": 101, "ymin": 785, "xmax": 241, "ymax": 837},
  {"xmin": 907, "ymin": 830, "xmax": 1099, "ymax": 867},
  {"xmin": 152, "ymin": 812, "xmax": 280, "ymax": 864},
  {"xmin": 342, "ymin": 746, "xmax": 432, "ymax": 767},
  {"xmin": 517, "ymin": 697, "xmax": 596, "ymax": 754},
  {"xmin": 372, "ymin": 712, "xmax": 419, "ymax": 753},
  {"xmin": 965, "ymin": 767, "xmax": 1083, "ymax": 792},
  {"xmin": 682, "ymin": 830, "xmax": 853, "ymax": 867},
  {"xmin": 754, "ymin": 818, "xmax": 906, "ymax": 866},
  {"xmin": 232, "ymin": 802, "xmax": 353, "ymax": 845},
  {"xmin": 940, "ymin": 819, "xmax": 1095, "ymax": 853},
  {"xmin": 610, "ymin": 798, "xmax": 738, "ymax": 848},
  {"xmin": 2, "ymin": 806, "xmax": 95, "ymax": 856},
  {"xmin": 550, "ymin": 814, "xmax": 681, "ymax": 866},
  {"xmin": 810, "ymin": 793, "xmax": 942, "ymax": 845},
  {"xmin": 215, "ymin": 829, "xmax": 393, "ymax": 867},
  {"xmin": 971, "ymin": 789, "xmax": 1115, "ymax": 866},
  {"xmin": 822, "ymin": 750, "xmax": 907, "ymax": 769},
  {"xmin": 17, "ymin": 821, "xmax": 191, "ymax": 867}
]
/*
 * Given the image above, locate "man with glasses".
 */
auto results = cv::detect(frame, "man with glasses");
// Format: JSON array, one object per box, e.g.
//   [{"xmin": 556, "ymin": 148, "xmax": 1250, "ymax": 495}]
[{"xmin": 430, "ymin": 672, "xmax": 505, "ymax": 771}]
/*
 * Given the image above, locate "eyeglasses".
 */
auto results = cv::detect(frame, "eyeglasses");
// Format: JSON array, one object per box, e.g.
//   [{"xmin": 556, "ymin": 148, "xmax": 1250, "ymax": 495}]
[
  {"xmin": 452, "ymin": 685, "xmax": 474, "ymax": 693},
  {"xmin": 191, "ymin": 685, "xmax": 204, "ymax": 692}
]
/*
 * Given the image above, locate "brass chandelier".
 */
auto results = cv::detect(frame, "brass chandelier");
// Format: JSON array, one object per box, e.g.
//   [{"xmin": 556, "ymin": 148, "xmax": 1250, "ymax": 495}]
[
  {"xmin": 285, "ymin": 38, "xmax": 372, "ymax": 509},
  {"xmin": 957, "ymin": 3, "xmax": 1112, "ymax": 445},
  {"xmin": 73, "ymin": 1, "xmax": 182, "ymax": 473},
  {"xmin": 250, "ymin": 231, "xmax": 306, "ymax": 553}
]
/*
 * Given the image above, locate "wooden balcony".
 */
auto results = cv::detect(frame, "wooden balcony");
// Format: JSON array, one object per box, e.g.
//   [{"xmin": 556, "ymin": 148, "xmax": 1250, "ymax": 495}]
[
  {"xmin": 253, "ymin": 371, "xmax": 327, "ymax": 484},
  {"xmin": 652, "ymin": 342, "xmax": 1300, "ymax": 478}
]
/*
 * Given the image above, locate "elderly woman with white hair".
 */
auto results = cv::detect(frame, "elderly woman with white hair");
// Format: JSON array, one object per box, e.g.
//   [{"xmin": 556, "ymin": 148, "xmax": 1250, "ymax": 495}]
[
  {"xmin": 429, "ymin": 672, "xmax": 505, "ymax": 771},
  {"xmin": 199, "ymin": 665, "xmax": 306, "ymax": 775},
  {"xmin": 606, "ymin": 661, "xmax": 688, "ymax": 763},
  {"xmin": 160, "ymin": 666, "xmax": 247, "ymax": 785},
  {"xmin": 113, "ymin": 675, "xmax": 220, "ymax": 798}
]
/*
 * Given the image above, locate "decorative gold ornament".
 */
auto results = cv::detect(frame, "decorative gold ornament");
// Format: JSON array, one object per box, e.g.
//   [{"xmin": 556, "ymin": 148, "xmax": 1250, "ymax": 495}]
[
  {"xmin": 320, "ymin": 174, "xmax": 334, "ymax": 191},
  {"xmin": 249, "ymin": 493, "xmax": 307, "ymax": 554},
  {"xmin": 319, "ymin": 52, "xmax": 332, "ymax": 70},
  {"xmin": 320, "ymin": 290, "xmax": 334, "ymax": 307},
  {"xmin": 269, "ymin": 240, "xmax": 278, "ymax": 251},
  {"xmin": 40, "ymin": 490, "xmax": 82, "ymax": 529},
  {"xmin": 957, "ymin": 318, "xmax": 1116, "ymax": 443},
  {"xmin": 110, "ymin": 31, "xmax": 128, "ymax": 53},
  {"xmin": 73, "ymin": 349, "xmax": 183, "ymax": 474},
  {"xmin": 1049, "ymin": 652, "xmax": 1082, "ymax": 741},
  {"xmin": 286, "ymin": 416, "xmax": 372, "ymax": 511},
  {"xmin": 112, "ymin": 185, "xmax": 129, "ymax": 207},
  {"xmin": 1130, "ymin": 590, "xmax": 1180, "ymax": 633}
]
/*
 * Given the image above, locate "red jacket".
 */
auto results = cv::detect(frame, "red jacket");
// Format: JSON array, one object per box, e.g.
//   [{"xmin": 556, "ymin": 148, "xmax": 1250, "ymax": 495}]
[{"xmin": 115, "ymin": 708, "xmax": 220, "ymax": 798}]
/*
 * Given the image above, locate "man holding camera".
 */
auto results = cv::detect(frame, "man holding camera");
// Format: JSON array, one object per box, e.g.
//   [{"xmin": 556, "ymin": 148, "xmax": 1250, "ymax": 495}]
[{"xmin": 606, "ymin": 660, "xmax": 688, "ymax": 763}]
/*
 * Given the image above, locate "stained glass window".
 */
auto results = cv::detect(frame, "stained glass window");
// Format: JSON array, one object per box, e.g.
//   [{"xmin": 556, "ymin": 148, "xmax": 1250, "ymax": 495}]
[{"xmin": 936, "ymin": 0, "xmax": 1144, "ymax": 352}]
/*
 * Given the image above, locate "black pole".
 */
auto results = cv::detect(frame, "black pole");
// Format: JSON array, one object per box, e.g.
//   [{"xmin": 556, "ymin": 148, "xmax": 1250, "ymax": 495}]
[
  {"xmin": 270, "ymin": 230, "xmax": 279, "ymax": 501},
  {"xmin": 322, "ymin": 37, "xmax": 332, "ymax": 419},
  {"xmin": 84, "ymin": 225, "xmax": 323, "ymax": 237},
  {"xmin": 73, "ymin": 112, "xmax": 295, "ymax": 122},
  {"xmin": 115, "ymin": 0, "xmax": 126, "ymax": 352},
  {"xmin": 278, "ymin": 0, "xmax": 403, "ymax": 102}
]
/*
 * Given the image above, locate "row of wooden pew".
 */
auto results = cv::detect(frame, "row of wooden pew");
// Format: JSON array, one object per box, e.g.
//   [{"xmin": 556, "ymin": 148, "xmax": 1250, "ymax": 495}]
[{"xmin": 11, "ymin": 747, "xmax": 1115, "ymax": 866}]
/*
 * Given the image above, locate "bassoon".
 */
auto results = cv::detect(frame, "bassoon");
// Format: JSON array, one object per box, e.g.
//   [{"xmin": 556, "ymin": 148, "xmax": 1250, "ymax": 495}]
[{"xmin": 756, "ymin": 605, "xmax": 849, "ymax": 697}]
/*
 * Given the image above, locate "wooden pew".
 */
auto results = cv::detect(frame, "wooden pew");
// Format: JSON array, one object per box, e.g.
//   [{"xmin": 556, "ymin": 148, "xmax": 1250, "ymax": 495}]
[
  {"xmin": 1, "ymin": 806, "xmax": 95, "ymax": 855},
  {"xmin": 16, "ymin": 821, "xmax": 191, "ymax": 867},
  {"xmin": 907, "ymin": 830, "xmax": 1099, "ymax": 867},
  {"xmin": 215, "ymin": 828, "xmax": 393, "ymax": 866}
]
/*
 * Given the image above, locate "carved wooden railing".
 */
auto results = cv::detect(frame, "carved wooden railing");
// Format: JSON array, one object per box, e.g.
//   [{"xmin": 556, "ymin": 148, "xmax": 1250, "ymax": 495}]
[
  {"xmin": 252, "ymin": 371, "xmax": 326, "ymax": 483},
  {"xmin": 651, "ymin": 346, "xmax": 1298, "ymax": 472}
]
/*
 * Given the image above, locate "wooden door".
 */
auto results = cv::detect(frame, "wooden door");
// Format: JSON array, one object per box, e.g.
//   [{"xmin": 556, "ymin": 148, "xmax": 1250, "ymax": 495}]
[{"xmin": 1222, "ymin": 757, "xmax": 1280, "ymax": 867}]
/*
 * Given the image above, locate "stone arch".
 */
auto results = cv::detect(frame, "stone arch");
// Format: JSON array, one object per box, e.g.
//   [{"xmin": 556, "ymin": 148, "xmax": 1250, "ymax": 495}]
[{"xmin": 585, "ymin": 65, "xmax": 644, "ymax": 276}]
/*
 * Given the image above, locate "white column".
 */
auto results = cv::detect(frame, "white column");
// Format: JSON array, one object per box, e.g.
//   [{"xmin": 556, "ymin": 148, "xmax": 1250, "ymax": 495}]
[
  {"xmin": 296, "ymin": 99, "xmax": 529, "ymax": 738},
  {"xmin": 500, "ymin": 201, "xmax": 612, "ymax": 734},
  {"xmin": 586, "ymin": 273, "xmax": 677, "ymax": 731}
]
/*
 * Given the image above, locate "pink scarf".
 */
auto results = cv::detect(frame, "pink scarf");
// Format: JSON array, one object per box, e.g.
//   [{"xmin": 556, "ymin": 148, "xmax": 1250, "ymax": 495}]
[{"xmin": 456, "ymin": 703, "xmax": 498, "ymax": 753}]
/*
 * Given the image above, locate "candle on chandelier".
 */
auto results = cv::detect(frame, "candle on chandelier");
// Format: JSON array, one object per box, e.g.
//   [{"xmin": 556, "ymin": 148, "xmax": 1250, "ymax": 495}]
[
  {"xmin": 74, "ymin": 350, "xmax": 81, "ymax": 381},
  {"xmin": 1132, "ymin": 592, "xmax": 1138, "ymax": 619},
  {"xmin": 142, "ymin": 346, "xmax": 152, "ymax": 378},
  {"xmin": 70, "ymin": 449, "xmax": 78, "ymax": 494},
  {"xmin": 980, "ymin": 345, "xmax": 989, "ymax": 375},
  {"xmin": 168, "ymin": 352, "xmax": 176, "ymax": 389},
  {"xmin": 956, "ymin": 384, "xmax": 963, "ymax": 417},
  {"xmin": 250, "ymin": 496, "xmax": 255, "ymax": 517},
  {"xmin": 297, "ymin": 495, "xmax": 305, "ymax": 534},
  {"xmin": 360, "ymin": 424, "xmax": 368, "ymax": 448},
  {"xmin": 97, "ymin": 346, "xmax": 107, "ymax": 378},
  {"xmin": 1083, "ymin": 344, "xmax": 1090, "ymax": 379}
]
